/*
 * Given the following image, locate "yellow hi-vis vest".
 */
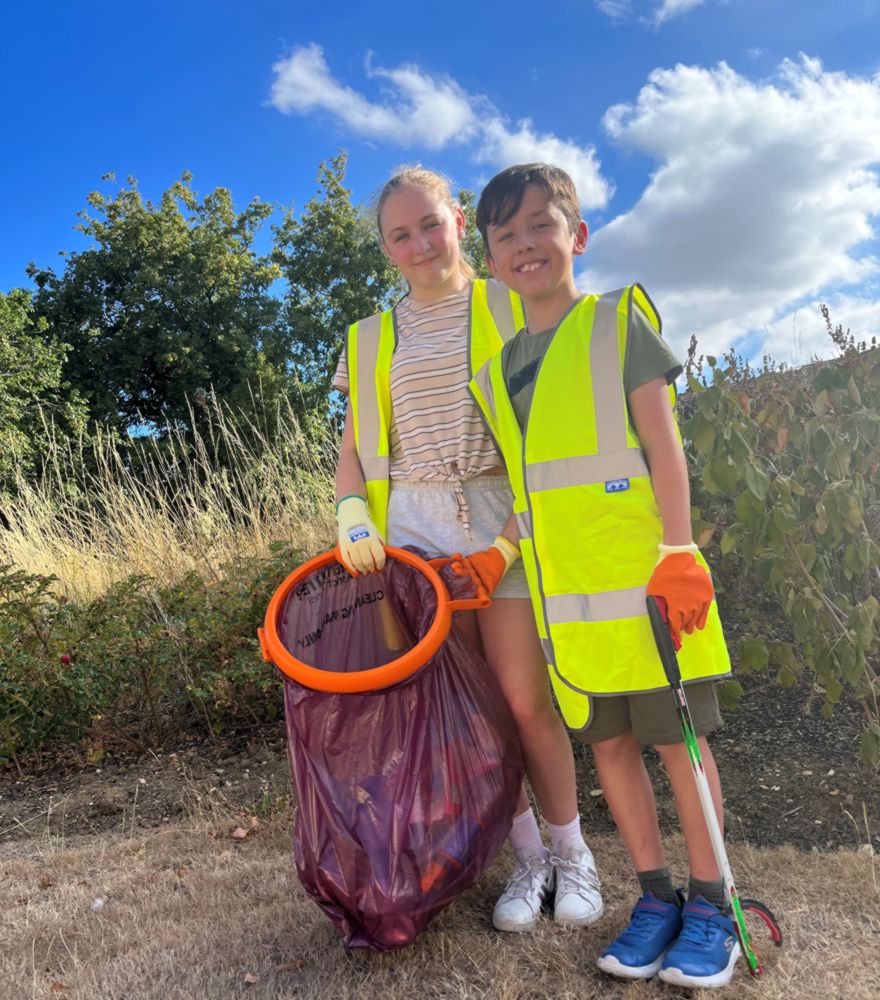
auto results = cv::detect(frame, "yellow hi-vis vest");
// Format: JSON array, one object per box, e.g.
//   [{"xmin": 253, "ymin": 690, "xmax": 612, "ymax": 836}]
[
  {"xmin": 346, "ymin": 279, "xmax": 525, "ymax": 537},
  {"xmin": 470, "ymin": 285, "xmax": 731, "ymax": 731}
]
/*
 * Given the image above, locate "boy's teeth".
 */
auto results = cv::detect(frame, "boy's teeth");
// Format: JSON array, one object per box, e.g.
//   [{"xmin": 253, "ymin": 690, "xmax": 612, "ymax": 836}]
[{"xmin": 519, "ymin": 261, "xmax": 543, "ymax": 272}]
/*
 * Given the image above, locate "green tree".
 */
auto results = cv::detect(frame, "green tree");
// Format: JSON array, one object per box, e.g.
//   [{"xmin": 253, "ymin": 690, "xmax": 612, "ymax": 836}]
[
  {"xmin": 0, "ymin": 289, "xmax": 88, "ymax": 490},
  {"xmin": 272, "ymin": 153, "xmax": 399, "ymax": 409},
  {"xmin": 458, "ymin": 188, "xmax": 491, "ymax": 280},
  {"xmin": 27, "ymin": 173, "xmax": 289, "ymax": 436}
]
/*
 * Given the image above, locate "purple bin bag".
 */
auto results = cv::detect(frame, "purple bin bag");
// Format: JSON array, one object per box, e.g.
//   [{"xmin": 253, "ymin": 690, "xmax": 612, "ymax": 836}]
[{"xmin": 276, "ymin": 548, "xmax": 523, "ymax": 950}]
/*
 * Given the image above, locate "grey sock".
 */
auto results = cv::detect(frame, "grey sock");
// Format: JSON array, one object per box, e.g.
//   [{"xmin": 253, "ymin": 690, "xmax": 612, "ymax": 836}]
[
  {"xmin": 637, "ymin": 867, "xmax": 680, "ymax": 907},
  {"xmin": 688, "ymin": 876, "xmax": 729, "ymax": 912}
]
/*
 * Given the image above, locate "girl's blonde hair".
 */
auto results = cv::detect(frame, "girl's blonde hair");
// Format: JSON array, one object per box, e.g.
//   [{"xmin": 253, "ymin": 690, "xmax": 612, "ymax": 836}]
[{"xmin": 375, "ymin": 165, "xmax": 475, "ymax": 281}]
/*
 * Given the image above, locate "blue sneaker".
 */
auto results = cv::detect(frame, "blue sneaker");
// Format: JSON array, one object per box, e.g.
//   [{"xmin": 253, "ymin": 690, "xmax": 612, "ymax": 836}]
[
  {"xmin": 596, "ymin": 892, "xmax": 683, "ymax": 980},
  {"xmin": 658, "ymin": 896, "xmax": 741, "ymax": 988}
]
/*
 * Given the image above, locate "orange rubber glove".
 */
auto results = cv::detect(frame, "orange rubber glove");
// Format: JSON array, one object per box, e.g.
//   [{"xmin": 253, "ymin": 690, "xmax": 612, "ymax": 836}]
[
  {"xmin": 455, "ymin": 536, "xmax": 520, "ymax": 597},
  {"xmin": 646, "ymin": 546, "xmax": 714, "ymax": 646}
]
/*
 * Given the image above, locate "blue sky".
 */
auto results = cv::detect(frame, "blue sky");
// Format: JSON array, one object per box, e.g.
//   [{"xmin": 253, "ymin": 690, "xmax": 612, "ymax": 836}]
[{"xmin": 4, "ymin": 0, "xmax": 880, "ymax": 362}]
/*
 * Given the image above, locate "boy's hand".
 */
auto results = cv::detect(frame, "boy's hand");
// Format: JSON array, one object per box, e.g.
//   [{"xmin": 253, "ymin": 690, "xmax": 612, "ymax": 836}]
[
  {"xmin": 455, "ymin": 536, "xmax": 520, "ymax": 596},
  {"xmin": 646, "ymin": 549, "xmax": 714, "ymax": 645},
  {"xmin": 335, "ymin": 496, "xmax": 385, "ymax": 575}
]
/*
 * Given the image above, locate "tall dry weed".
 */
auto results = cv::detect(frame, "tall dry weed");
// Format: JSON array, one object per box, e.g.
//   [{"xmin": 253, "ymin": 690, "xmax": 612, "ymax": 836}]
[{"xmin": 0, "ymin": 399, "xmax": 336, "ymax": 601}]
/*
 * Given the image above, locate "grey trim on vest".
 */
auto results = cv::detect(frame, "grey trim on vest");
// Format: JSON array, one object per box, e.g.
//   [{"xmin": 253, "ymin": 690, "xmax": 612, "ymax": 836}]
[
  {"xmin": 351, "ymin": 314, "xmax": 384, "ymax": 469},
  {"xmin": 590, "ymin": 289, "xmax": 629, "ymax": 454},
  {"xmin": 485, "ymin": 279, "xmax": 518, "ymax": 341},
  {"xmin": 518, "ymin": 296, "xmax": 586, "ymax": 673},
  {"xmin": 526, "ymin": 448, "xmax": 649, "ymax": 492},
  {"xmin": 359, "ymin": 456, "xmax": 390, "ymax": 480},
  {"xmin": 514, "ymin": 510, "xmax": 532, "ymax": 540},
  {"xmin": 546, "ymin": 585, "xmax": 648, "ymax": 624}
]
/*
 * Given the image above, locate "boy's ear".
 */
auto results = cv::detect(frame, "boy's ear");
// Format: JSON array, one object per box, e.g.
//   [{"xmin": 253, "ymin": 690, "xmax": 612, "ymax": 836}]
[
  {"xmin": 484, "ymin": 251, "xmax": 499, "ymax": 279},
  {"xmin": 572, "ymin": 221, "xmax": 589, "ymax": 258}
]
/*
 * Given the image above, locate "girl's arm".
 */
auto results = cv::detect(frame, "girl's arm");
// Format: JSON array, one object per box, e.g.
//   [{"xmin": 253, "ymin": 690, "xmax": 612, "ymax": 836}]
[
  {"xmin": 335, "ymin": 400, "xmax": 367, "ymax": 501},
  {"xmin": 628, "ymin": 376, "xmax": 692, "ymax": 545}
]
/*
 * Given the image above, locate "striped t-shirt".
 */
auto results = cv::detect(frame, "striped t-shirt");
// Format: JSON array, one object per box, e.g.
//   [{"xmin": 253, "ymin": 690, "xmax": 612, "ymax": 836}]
[{"xmin": 332, "ymin": 284, "xmax": 504, "ymax": 483}]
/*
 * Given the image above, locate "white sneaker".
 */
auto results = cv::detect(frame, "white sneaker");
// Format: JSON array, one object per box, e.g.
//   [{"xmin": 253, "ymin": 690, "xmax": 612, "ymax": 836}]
[
  {"xmin": 492, "ymin": 850, "xmax": 555, "ymax": 932},
  {"xmin": 551, "ymin": 838, "xmax": 604, "ymax": 927}
]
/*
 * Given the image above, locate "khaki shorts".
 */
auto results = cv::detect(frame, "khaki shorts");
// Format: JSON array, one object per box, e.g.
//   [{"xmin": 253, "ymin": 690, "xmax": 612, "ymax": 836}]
[
  {"xmin": 386, "ymin": 477, "xmax": 530, "ymax": 599},
  {"xmin": 574, "ymin": 680, "xmax": 723, "ymax": 746}
]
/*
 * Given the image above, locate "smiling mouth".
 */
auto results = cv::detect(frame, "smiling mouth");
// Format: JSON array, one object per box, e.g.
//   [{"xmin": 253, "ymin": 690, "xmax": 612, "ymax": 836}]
[
  {"xmin": 516, "ymin": 260, "xmax": 545, "ymax": 273},
  {"xmin": 415, "ymin": 256, "xmax": 439, "ymax": 266}
]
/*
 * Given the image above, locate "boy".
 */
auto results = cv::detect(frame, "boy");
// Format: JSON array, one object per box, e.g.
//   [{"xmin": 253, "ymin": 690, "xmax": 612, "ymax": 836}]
[{"xmin": 463, "ymin": 164, "xmax": 737, "ymax": 989}]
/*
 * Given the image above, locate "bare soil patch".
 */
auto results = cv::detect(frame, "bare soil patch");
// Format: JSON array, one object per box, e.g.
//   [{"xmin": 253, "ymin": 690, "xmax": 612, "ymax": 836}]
[{"xmin": 2, "ymin": 672, "xmax": 877, "ymax": 854}]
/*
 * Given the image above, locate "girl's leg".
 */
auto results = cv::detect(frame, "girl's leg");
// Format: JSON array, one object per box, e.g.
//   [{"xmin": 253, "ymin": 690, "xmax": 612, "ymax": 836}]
[
  {"xmin": 479, "ymin": 597, "xmax": 603, "ymax": 931},
  {"xmin": 477, "ymin": 597, "xmax": 577, "ymax": 825}
]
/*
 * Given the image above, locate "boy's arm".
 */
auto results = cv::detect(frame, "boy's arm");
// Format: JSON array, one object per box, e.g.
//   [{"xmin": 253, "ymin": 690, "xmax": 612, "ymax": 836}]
[
  {"xmin": 629, "ymin": 376, "xmax": 713, "ymax": 642},
  {"xmin": 628, "ymin": 377, "xmax": 692, "ymax": 545}
]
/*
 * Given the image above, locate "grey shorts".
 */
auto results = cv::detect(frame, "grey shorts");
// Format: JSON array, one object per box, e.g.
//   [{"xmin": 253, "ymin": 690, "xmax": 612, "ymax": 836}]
[
  {"xmin": 386, "ymin": 477, "xmax": 531, "ymax": 599},
  {"xmin": 573, "ymin": 681, "xmax": 723, "ymax": 746}
]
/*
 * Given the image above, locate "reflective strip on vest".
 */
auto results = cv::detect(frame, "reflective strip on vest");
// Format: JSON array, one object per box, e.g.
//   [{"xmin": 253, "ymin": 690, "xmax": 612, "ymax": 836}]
[
  {"xmin": 526, "ymin": 450, "xmax": 649, "ymax": 492},
  {"xmin": 546, "ymin": 586, "xmax": 647, "ymax": 624}
]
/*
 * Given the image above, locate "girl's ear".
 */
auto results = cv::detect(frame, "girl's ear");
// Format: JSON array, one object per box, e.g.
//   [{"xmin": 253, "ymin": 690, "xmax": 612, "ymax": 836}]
[{"xmin": 453, "ymin": 204, "xmax": 467, "ymax": 239}]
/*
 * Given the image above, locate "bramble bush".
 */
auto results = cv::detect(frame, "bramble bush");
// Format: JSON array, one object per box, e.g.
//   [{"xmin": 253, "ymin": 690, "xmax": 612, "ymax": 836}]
[
  {"xmin": 0, "ymin": 542, "xmax": 301, "ymax": 762},
  {"xmin": 684, "ymin": 314, "xmax": 880, "ymax": 767}
]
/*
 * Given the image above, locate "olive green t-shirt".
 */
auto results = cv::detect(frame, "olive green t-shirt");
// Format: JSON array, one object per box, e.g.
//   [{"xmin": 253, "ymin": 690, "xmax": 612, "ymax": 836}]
[{"xmin": 501, "ymin": 297, "xmax": 682, "ymax": 429}]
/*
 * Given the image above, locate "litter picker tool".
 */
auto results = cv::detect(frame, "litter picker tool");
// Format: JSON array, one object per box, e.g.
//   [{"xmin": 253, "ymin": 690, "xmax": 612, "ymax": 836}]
[{"xmin": 646, "ymin": 595, "xmax": 783, "ymax": 978}]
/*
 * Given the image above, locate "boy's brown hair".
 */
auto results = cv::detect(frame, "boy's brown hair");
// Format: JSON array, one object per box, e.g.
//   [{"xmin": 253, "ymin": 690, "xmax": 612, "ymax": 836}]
[{"xmin": 476, "ymin": 163, "xmax": 581, "ymax": 253}]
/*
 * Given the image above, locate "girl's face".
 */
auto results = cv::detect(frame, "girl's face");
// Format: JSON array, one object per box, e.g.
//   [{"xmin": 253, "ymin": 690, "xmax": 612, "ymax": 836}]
[{"xmin": 379, "ymin": 185, "xmax": 467, "ymax": 300}]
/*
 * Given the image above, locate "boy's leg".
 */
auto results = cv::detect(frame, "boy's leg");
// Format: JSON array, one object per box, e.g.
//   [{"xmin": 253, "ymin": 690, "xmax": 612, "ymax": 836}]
[
  {"xmin": 589, "ymin": 727, "xmax": 682, "ymax": 980},
  {"xmin": 654, "ymin": 737, "xmax": 723, "ymax": 882},
  {"xmin": 591, "ymin": 731, "xmax": 665, "ymax": 872},
  {"xmin": 478, "ymin": 598, "xmax": 601, "ymax": 930}
]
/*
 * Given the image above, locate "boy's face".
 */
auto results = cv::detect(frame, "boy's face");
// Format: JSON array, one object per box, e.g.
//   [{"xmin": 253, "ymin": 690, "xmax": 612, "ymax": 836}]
[{"xmin": 484, "ymin": 184, "xmax": 587, "ymax": 305}]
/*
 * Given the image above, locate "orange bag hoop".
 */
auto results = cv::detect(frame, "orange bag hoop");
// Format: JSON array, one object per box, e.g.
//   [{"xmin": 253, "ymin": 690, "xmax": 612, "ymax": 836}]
[{"xmin": 258, "ymin": 546, "xmax": 490, "ymax": 693}]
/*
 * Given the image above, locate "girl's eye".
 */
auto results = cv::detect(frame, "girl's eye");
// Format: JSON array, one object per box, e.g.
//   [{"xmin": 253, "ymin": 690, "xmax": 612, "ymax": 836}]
[
  {"xmin": 425, "ymin": 222, "xmax": 440, "ymax": 230},
  {"xmin": 394, "ymin": 233, "xmax": 409, "ymax": 243}
]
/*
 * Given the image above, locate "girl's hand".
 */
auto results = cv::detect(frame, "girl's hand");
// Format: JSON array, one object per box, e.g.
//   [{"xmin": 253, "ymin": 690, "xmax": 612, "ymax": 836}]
[
  {"xmin": 455, "ymin": 536, "xmax": 520, "ymax": 596},
  {"xmin": 336, "ymin": 496, "xmax": 385, "ymax": 575}
]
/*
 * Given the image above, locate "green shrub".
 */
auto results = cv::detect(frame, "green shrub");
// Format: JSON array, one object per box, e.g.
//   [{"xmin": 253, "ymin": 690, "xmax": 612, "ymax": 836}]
[
  {"xmin": 0, "ymin": 541, "xmax": 302, "ymax": 761},
  {"xmin": 684, "ymin": 330, "xmax": 880, "ymax": 768}
]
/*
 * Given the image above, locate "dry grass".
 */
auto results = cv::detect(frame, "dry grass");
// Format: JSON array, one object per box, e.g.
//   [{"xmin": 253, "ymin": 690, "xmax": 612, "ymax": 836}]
[
  {"xmin": 2, "ymin": 808, "xmax": 877, "ymax": 1000},
  {"xmin": 0, "ymin": 401, "xmax": 337, "ymax": 602}
]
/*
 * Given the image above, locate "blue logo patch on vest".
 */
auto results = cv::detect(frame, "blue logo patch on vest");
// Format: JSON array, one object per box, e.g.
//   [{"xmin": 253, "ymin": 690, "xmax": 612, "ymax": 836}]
[{"xmin": 605, "ymin": 478, "xmax": 630, "ymax": 494}]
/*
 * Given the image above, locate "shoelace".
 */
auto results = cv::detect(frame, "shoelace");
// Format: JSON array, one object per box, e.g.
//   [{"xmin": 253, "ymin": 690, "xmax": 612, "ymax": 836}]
[
  {"xmin": 620, "ymin": 904, "xmax": 669, "ymax": 939},
  {"xmin": 678, "ymin": 910, "xmax": 724, "ymax": 945},
  {"xmin": 550, "ymin": 855, "xmax": 601, "ymax": 897},
  {"xmin": 504, "ymin": 858, "xmax": 552, "ymax": 899}
]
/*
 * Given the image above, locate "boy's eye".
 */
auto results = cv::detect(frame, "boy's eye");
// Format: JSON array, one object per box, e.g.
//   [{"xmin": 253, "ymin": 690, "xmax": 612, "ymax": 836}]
[{"xmin": 497, "ymin": 232, "xmax": 513, "ymax": 242}]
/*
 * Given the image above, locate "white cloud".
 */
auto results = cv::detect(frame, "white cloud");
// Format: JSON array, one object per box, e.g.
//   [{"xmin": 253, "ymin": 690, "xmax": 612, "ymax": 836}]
[
  {"xmin": 270, "ymin": 45, "xmax": 612, "ymax": 209},
  {"xmin": 655, "ymin": 0, "xmax": 708, "ymax": 24},
  {"xmin": 594, "ymin": 0, "xmax": 711, "ymax": 24},
  {"xmin": 270, "ymin": 44, "xmax": 475, "ymax": 149},
  {"xmin": 580, "ymin": 57, "xmax": 880, "ymax": 360}
]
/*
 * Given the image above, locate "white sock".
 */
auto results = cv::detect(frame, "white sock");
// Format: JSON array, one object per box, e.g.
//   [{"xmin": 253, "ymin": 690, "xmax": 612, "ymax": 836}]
[
  {"xmin": 508, "ymin": 807, "xmax": 548, "ymax": 861},
  {"xmin": 545, "ymin": 815, "xmax": 586, "ymax": 855}
]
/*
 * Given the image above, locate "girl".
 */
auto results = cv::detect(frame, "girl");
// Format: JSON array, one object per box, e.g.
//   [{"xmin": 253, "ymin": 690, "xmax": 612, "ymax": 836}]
[{"xmin": 332, "ymin": 166, "xmax": 602, "ymax": 933}]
